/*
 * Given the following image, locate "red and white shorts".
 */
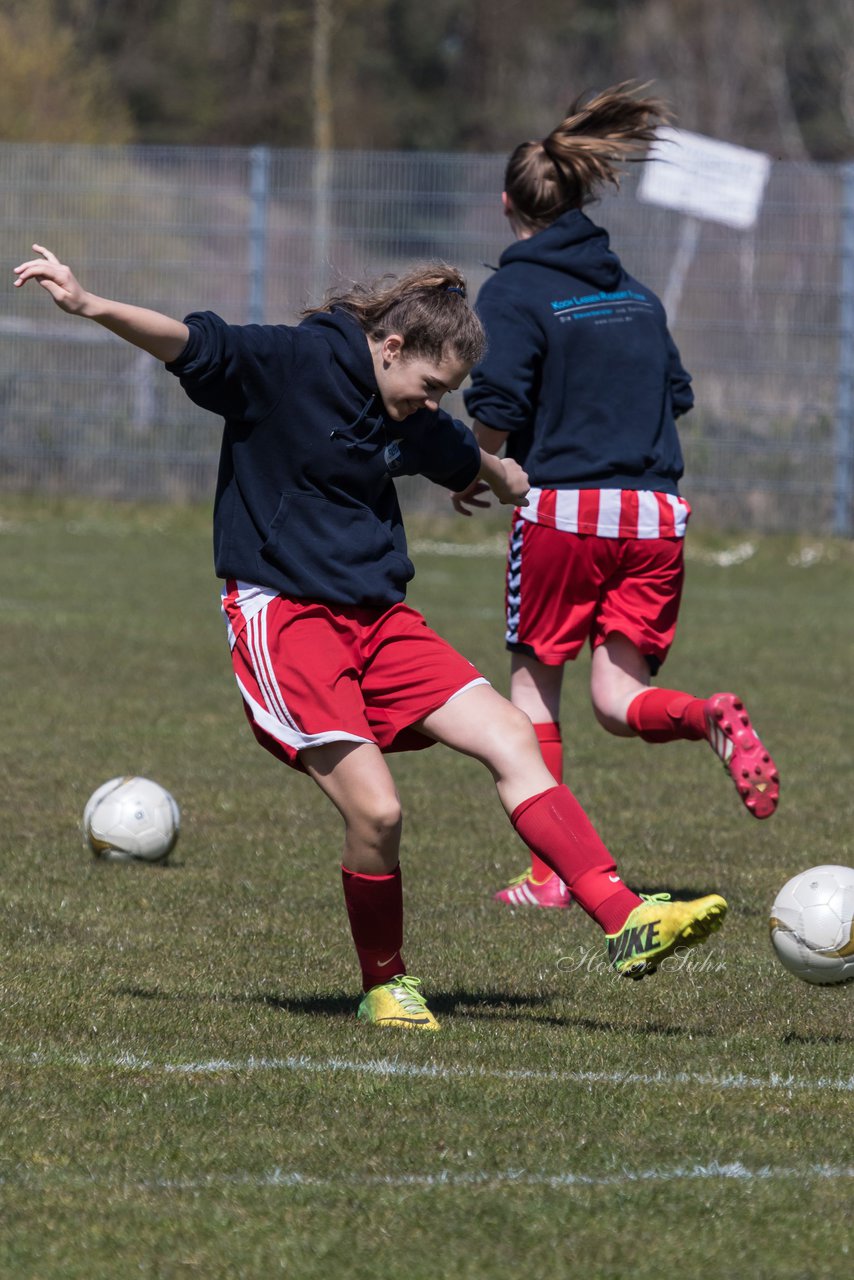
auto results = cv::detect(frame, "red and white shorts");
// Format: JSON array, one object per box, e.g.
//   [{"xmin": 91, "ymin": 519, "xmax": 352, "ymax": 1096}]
[
  {"xmin": 221, "ymin": 581, "xmax": 488, "ymax": 770},
  {"xmin": 505, "ymin": 514, "xmax": 686, "ymax": 671}
]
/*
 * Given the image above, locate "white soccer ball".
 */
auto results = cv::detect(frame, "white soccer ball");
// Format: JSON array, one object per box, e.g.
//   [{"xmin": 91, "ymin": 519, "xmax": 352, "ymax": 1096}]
[
  {"xmin": 83, "ymin": 776, "xmax": 180, "ymax": 864},
  {"xmin": 769, "ymin": 865, "xmax": 854, "ymax": 985}
]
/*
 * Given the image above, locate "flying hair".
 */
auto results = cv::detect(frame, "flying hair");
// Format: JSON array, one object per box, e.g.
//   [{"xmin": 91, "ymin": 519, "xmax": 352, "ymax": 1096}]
[
  {"xmin": 504, "ymin": 81, "xmax": 671, "ymax": 233},
  {"xmin": 304, "ymin": 263, "xmax": 485, "ymax": 366}
]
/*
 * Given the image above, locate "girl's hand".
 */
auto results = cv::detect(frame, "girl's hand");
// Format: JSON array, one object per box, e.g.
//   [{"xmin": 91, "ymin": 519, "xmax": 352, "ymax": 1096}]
[
  {"xmin": 452, "ymin": 478, "xmax": 492, "ymax": 516},
  {"xmin": 487, "ymin": 456, "xmax": 529, "ymax": 507},
  {"xmin": 14, "ymin": 245, "xmax": 189, "ymax": 361},
  {"xmin": 14, "ymin": 245, "xmax": 89, "ymax": 315}
]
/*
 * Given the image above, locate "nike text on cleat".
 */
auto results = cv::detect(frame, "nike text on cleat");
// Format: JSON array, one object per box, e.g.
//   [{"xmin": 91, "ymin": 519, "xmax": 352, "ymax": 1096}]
[
  {"xmin": 356, "ymin": 975, "xmax": 440, "ymax": 1030},
  {"xmin": 493, "ymin": 870, "xmax": 573, "ymax": 909},
  {"xmin": 704, "ymin": 692, "xmax": 780, "ymax": 819},
  {"xmin": 606, "ymin": 892, "xmax": 728, "ymax": 979}
]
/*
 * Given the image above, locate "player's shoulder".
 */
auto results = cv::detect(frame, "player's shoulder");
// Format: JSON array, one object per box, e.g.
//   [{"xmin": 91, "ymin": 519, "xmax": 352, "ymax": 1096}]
[{"xmin": 477, "ymin": 260, "xmax": 539, "ymax": 311}]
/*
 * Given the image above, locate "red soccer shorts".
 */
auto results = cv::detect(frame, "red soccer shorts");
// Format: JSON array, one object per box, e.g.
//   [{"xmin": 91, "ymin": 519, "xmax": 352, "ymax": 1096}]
[
  {"xmin": 221, "ymin": 582, "xmax": 488, "ymax": 769},
  {"xmin": 504, "ymin": 516, "xmax": 685, "ymax": 669}
]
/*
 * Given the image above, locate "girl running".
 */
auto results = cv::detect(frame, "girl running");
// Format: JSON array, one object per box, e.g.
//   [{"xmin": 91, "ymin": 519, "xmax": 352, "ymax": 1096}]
[{"xmin": 456, "ymin": 83, "xmax": 779, "ymax": 910}]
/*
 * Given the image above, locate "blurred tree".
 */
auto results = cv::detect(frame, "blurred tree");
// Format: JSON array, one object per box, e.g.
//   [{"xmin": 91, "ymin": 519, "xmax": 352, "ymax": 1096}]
[
  {"xmin": 617, "ymin": 0, "xmax": 809, "ymax": 156},
  {"xmin": 7, "ymin": 0, "xmax": 854, "ymax": 159},
  {"xmin": 781, "ymin": 0, "xmax": 854, "ymax": 160},
  {"xmin": 0, "ymin": 0, "xmax": 131, "ymax": 142},
  {"xmin": 48, "ymin": 0, "xmax": 311, "ymax": 145}
]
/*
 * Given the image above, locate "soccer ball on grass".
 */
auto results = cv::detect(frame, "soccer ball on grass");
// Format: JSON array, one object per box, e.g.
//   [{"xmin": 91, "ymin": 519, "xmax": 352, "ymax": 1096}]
[
  {"xmin": 83, "ymin": 776, "xmax": 180, "ymax": 864},
  {"xmin": 769, "ymin": 864, "xmax": 854, "ymax": 985}
]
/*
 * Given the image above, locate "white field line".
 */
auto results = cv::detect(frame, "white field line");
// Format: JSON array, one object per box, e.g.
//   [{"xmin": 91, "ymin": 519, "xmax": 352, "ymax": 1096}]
[
  {"xmin": 2, "ymin": 1161, "xmax": 854, "ymax": 1193},
  {"xmin": 408, "ymin": 538, "xmax": 763, "ymax": 567},
  {"xmin": 15, "ymin": 1049, "xmax": 854, "ymax": 1094},
  {"xmin": 409, "ymin": 537, "xmax": 506, "ymax": 557}
]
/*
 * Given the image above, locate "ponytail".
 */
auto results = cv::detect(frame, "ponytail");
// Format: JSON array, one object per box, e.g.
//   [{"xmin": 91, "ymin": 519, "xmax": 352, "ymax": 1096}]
[{"xmin": 505, "ymin": 82, "xmax": 670, "ymax": 233}]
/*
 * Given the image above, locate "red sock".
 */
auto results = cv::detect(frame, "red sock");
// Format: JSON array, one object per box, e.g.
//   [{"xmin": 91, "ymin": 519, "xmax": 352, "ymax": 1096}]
[
  {"xmin": 530, "ymin": 722, "xmax": 563, "ymax": 883},
  {"xmin": 626, "ymin": 687, "xmax": 707, "ymax": 743},
  {"xmin": 511, "ymin": 785, "xmax": 641, "ymax": 932},
  {"xmin": 341, "ymin": 864, "xmax": 404, "ymax": 992}
]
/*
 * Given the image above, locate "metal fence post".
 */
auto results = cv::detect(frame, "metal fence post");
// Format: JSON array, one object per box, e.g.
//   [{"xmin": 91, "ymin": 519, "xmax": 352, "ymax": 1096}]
[
  {"xmin": 248, "ymin": 145, "xmax": 270, "ymax": 324},
  {"xmin": 834, "ymin": 163, "xmax": 854, "ymax": 538},
  {"xmin": 311, "ymin": 148, "xmax": 333, "ymax": 304}
]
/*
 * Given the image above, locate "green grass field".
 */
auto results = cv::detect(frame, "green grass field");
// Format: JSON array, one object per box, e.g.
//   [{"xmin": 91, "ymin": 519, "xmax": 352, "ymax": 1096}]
[{"xmin": 1, "ymin": 494, "xmax": 852, "ymax": 1279}]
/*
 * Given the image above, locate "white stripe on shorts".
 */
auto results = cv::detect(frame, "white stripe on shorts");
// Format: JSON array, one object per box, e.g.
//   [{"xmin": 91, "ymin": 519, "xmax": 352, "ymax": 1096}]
[
  {"xmin": 222, "ymin": 583, "xmax": 370, "ymax": 754},
  {"xmin": 245, "ymin": 607, "xmax": 299, "ymax": 734},
  {"xmin": 596, "ymin": 489, "xmax": 622, "ymax": 537},
  {"xmin": 553, "ymin": 489, "xmax": 579, "ymax": 528},
  {"xmin": 636, "ymin": 490, "xmax": 661, "ymax": 538},
  {"xmin": 234, "ymin": 675, "xmax": 370, "ymax": 754}
]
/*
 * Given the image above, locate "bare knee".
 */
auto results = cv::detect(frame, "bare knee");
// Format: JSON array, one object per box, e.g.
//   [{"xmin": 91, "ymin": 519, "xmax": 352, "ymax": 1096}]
[
  {"xmin": 347, "ymin": 791, "xmax": 402, "ymax": 847},
  {"xmin": 503, "ymin": 701, "xmax": 541, "ymax": 750},
  {"xmin": 592, "ymin": 699, "xmax": 636, "ymax": 737},
  {"xmin": 483, "ymin": 701, "xmax": 544, "ymax": 776}
]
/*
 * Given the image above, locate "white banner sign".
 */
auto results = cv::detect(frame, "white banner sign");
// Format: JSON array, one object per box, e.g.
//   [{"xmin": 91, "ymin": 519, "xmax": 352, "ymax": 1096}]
[{"xmin": 637, "ymin": 127, "xmax": 771, "ymax": 230}]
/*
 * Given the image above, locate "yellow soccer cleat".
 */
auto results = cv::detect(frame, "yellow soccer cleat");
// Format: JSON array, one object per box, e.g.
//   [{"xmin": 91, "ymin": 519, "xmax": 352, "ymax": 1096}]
[
  {"xmin": 607, "ymin": 892, "xmax": 728, "ymax": 979},
  {"xmin": 356, "ymin": 975, "xmax": 440, "ymax": 1030}
]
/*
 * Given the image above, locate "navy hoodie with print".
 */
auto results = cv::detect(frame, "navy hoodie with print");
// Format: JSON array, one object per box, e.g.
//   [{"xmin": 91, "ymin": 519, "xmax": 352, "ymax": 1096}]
[
  {"xmin": 464, "ymin": 209, "xmax": 693, "ymax": 494},
  {"xmin": 166, "ymin": 308, "xmax": 481, "ymax": 607}
]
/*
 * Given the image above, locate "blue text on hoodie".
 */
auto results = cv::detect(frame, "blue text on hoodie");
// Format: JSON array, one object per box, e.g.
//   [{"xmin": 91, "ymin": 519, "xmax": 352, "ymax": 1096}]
[{"xmin": 463, "ymin": 210, "xmax": 693, "ymax": 494}]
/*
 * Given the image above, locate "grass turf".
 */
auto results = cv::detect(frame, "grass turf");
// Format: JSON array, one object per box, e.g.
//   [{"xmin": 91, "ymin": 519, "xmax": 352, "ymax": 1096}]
[{"xmin": 0, "ymin": 495, "xmax": 852, "ymax": 1279}]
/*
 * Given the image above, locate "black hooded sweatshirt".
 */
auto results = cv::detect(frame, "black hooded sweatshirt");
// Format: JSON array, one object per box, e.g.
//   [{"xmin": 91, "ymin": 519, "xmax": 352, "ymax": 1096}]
[
  {"xmin": 167, "ymin": 307, "xmax": 481, "ymax": 607},
  {"xmin": 464, "ymin": 209, "xmax": 693, "ymax": 495}
]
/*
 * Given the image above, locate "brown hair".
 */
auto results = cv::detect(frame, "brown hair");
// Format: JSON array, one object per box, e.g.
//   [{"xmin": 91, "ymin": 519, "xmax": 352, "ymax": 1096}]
[
  {"xmin": 504, "ymin": 82, "xmax": 670, "ymax": 234},
  {"xmin": 306, "ymin": 263, "xmax": 485, "ymax": 366}
]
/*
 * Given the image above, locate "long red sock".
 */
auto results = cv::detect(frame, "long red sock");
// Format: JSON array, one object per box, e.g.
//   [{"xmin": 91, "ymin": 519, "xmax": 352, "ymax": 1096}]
[
  {"xmin": 626, "ymin": 687, "xmax": 707, "ymax": 743},
  {"xmin": 530, "ymin": 722, "xmax": 564, "ymax": 882},
  {"xmin": 341, "ymin": 864, "xmax": 404, "ymax": 992},
  {"xmin": 511, "ymin": 785, "xmax": 641, "ymax": 932}
]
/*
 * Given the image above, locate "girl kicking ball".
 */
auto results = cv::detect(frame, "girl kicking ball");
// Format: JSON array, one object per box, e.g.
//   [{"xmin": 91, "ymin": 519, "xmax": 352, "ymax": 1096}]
[{"xmin": 15, "ymin": 244, "xmax": 727, "ymax": 1027}]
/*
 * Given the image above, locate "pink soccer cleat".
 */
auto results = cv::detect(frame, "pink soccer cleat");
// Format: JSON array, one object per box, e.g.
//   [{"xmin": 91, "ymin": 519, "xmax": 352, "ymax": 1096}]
[
  {"xmin": 704, "ymin": 692, "xmax": 780, "ymax": 819},
  {"xmin": 494, "ymin": 870, "xmax": 573, "ymax": 909}
]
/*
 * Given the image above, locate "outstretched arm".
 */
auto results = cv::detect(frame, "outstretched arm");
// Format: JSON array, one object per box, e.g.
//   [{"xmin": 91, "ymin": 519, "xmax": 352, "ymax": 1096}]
[{"xmin": 14, "ymin": 245, "xmax": 189, "ymax": 364}]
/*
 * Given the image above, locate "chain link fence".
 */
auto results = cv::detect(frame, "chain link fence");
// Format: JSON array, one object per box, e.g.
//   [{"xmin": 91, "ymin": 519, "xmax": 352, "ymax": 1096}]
[{"xmin": 2, "ymin": 142, "xmax": 852, "ymax": 534}]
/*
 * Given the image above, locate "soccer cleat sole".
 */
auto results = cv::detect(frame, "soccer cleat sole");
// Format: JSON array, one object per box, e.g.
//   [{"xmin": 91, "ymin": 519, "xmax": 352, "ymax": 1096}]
[{"xmin": 705, "ymin": 693, "xmax": 780, "ymax": 820}]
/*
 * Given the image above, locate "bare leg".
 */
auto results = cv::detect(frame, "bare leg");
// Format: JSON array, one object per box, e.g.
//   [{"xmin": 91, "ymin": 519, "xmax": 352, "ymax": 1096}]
[
  {"xmin": 301, "ymin": 740, "xmax": 402, "ymax": 874},
  {"xmin": 418, "ymin": 683, "xmax": 556, "ymax": 816},
  {"xmin": 419, "ymin": 683, "xmax": 643, "ymax": 931},
  {"xmin": 589, "ymin": 632, "xmax": 651, "ymax": 736},
  {"xmin": 301, "ymin": 740, "xmax": 413, "ymax": 1000},
  {"xmin": 509, "ymin": 652, "xmax": 564, "ymax": 724},
  {"xmin": 507, "ymin": 653, "xmax": 568, "ymax": 892}
]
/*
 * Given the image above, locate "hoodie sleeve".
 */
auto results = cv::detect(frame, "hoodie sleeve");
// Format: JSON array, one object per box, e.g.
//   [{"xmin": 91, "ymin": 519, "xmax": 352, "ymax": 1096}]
[
  {"xmin": 666, "ymin": 332, "xmax": 694, "ymax": 419},
  {"xmin": 463, "ymin": 283, "xmax": 545, "ymax": 433},
  {"xmin": 165, "ymin": 311, "xmax": 297, "ymax": 422},
  {"xmin": 398, "ymin": 409, "xmax": 481, "ymax": 491}
]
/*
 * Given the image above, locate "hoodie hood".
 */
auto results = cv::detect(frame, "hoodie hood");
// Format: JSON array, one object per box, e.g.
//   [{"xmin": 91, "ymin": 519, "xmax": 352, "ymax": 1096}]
[
  {"xmin": 498, "ymin": 209, "xmax": 623, "ymax": 291},
  {"xmin": 298, "ymin": 306, "xmax": 378, "ymax": 398}
]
